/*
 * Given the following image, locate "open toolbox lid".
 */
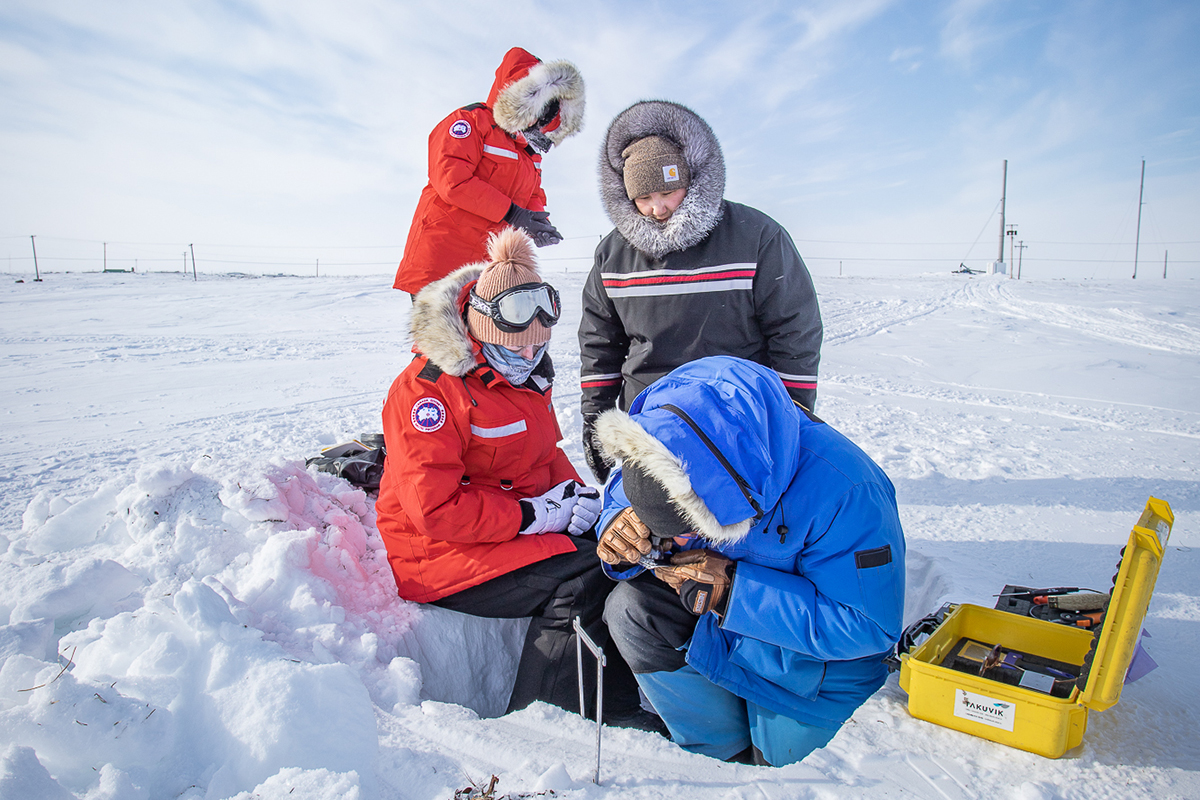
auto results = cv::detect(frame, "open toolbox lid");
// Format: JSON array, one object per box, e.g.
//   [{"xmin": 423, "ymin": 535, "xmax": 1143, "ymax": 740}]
[{"xmin": 1077, "ymin": 497, "xmax": 1173, "ymax": 711}]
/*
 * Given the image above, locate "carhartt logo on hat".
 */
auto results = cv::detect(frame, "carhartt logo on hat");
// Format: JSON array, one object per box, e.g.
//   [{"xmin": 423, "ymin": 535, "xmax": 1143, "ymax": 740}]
[{"xmin": 663, "ymin": 165, "xmax": 680, "ymax": 182}]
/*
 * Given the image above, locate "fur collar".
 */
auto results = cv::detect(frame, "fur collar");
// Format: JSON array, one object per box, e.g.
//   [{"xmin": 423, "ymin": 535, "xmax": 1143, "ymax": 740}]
[
  {"xmin": 410, "ymin": 263, "xmax": 484, "ymax": 378},
  {"xmin": 493, "ymin": 60, "xmax": 586, "ymax": 146},
  {"xmin": 594, "ymin": 408, "xmax": 752, "ymax": 545},
  {"xmin": 598, "ymin": 100, "xmax": 726, "ymax": 259}
]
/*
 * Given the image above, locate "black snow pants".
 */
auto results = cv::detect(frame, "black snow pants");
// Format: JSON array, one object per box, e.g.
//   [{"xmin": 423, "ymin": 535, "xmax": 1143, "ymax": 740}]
[{"xmin": 431, "ymin": 537, "xmax": 639, "ymax": 716}]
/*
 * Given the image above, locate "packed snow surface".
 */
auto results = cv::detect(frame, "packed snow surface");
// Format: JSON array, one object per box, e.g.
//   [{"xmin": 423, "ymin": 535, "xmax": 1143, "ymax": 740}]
[{"xmin": 1, "ymin": 270, "xmax": 1197, "ymax": 799}]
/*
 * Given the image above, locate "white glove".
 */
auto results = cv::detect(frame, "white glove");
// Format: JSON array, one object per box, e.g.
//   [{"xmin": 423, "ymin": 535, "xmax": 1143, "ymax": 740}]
[
  {"xmin": 568, "ymin": 485, "xmax": 602, "ymax": 536},
  {"xmin": 518, "ymin": 479, "xmax": 579, "ymax": 535}
]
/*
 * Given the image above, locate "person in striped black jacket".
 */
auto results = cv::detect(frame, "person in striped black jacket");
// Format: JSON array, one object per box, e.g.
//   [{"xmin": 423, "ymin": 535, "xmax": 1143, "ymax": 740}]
[{"xmin": 578, "ymin": 100, "xmax": 823, "ymax": 483}]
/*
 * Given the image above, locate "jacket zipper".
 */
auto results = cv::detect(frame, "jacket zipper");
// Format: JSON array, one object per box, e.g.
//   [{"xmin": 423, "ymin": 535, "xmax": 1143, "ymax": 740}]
[{"xmin": 660, "ymin": 403, "xmax": 764, "ymax": 523}]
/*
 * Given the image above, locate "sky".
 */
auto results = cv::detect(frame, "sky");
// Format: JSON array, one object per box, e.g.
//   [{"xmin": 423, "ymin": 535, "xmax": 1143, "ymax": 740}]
[
  {"xmin": 2, "ymin": 269, "xmax": 1198, "ymax": 798},
  {"xmin": 1, "ymin": 0, "xmax": 1198, "ymax": 280}
]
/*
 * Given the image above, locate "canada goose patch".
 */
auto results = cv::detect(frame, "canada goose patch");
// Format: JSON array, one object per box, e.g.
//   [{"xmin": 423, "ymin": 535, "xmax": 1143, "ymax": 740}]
[{"xmin": 411, "ymin": 397, "xmax": 447, "ymax": 432}]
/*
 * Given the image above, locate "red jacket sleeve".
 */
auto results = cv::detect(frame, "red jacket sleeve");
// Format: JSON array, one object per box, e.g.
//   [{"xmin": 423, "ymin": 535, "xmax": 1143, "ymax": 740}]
[
  {"xmin": 529, "ymin": 181, "xmax": 548, "ymax": 213},
  {"xmin": 427, "ymin": 110, "xmax": 514, "ymax": 223},
  {"xmin": 384, "ymin": 374, "xmax": 524, "ymax": 543}
]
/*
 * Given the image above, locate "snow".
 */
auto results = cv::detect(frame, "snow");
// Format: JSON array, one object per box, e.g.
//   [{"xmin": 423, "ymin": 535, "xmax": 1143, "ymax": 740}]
[{"xmin": 1, "ymin": 268, "xmax": 1198, "ymax": 799}]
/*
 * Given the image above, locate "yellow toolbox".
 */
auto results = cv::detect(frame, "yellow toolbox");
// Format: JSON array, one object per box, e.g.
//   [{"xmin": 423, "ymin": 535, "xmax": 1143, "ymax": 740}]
[{"xmin": 898, "ymin": 497, "xmax": 1173, "ymax": 758}]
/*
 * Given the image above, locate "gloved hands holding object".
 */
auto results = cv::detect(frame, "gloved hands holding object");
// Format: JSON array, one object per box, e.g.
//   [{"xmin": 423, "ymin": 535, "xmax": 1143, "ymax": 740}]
[
  {"xmin": 597, "ymin": 507, "xmax": 655, "ymax": 565},
  {"xmin": 519, "ymin": 479, "xmax": 580, "ymax": 535},
  {"xmin": 655, "ymin": 550, "xmax": 735, "ymax": 617},
  {"xmin": 504, "ymin": 203, "xmax": 563, "ymax": 247},
  {"xmin": 569, "ymin": 484, "xmax": 602, "ymax": 536}
]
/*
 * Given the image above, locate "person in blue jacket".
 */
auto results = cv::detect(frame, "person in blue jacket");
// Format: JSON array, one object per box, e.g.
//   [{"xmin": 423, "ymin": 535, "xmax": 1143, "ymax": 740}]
[{"xmin": 592, "ymin": 355, "xmax": 905, "ymax": 766}]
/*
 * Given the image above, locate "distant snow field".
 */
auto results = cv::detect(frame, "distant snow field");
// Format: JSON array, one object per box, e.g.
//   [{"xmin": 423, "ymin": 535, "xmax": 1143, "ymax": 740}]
[{"xmin": 2, "ymin": 270, "xmax": 1197, "ymax": 799}]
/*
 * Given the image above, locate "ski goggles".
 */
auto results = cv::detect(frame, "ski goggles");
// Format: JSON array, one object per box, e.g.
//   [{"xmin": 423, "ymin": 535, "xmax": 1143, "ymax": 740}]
[{"xmin": 468, "ymin": 282, "xmax": 561, "ymax": 333}]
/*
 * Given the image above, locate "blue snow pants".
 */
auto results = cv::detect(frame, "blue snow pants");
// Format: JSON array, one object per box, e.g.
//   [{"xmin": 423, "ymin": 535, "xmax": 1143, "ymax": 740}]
[{"xmin": 604, "ymin": 573, "xmax": 838, "ymax": 766}]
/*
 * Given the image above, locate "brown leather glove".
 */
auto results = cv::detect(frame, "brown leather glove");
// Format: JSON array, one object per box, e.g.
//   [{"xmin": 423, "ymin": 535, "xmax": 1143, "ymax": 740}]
[
  {"xmin": 655, "ymin": 550, "xmax": 735, "ymax": 617},
  {"xmin": 597, "ymin": 507, "xmax": 654, "ymax": 565}
]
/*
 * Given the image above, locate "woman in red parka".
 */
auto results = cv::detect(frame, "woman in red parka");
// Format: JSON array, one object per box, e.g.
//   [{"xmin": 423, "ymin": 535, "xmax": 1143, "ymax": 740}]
[
  {"xmin": 376, "ymin": 228, "xmax": 655, "ymax": 723},
  {"xmin": 392, "ymin": 47, "xmax": 585, "ymax": 295}
]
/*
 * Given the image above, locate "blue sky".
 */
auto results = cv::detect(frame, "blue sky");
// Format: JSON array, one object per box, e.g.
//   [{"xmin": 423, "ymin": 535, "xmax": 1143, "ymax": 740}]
[{"xmin": 1, "ymin": 0, "xmax": 1197, "ymax": 279}]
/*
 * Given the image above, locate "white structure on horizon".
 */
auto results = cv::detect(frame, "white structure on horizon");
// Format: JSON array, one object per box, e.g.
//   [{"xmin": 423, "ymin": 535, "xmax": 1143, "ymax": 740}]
[{"xmin": 989, "ymin": 261, "xmax": 1008, "ymax": 275}]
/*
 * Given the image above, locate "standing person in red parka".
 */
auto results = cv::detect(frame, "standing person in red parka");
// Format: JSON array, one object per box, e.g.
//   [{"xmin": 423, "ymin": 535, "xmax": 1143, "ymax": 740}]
[
  {"xmin": 376, "ymin": 228, "xmax": 659, "ymax": 729},
  {"xmin": 392, "ymin": 47, "xmax": 585, "ymax": 296}
]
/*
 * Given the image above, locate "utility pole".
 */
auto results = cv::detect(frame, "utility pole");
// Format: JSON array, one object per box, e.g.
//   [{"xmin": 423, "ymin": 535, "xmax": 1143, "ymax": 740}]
[
  {"xmin": 1016, "ymin": 241, "xmax": 1027, "ymax": 280},
  {"xmin": 103, "ymin": 242, "xmax": 107, "ymax": 272},
  {"xmin": 189, "ymin": 243, "xmax": 197, "ymax": 281},
  {"xmin": 316, "ymin": 258, "xmax": 319, "ymax": 278},
  {"xmin": 30, "ymin": 235, "xmax": 42, "ymax": 282},
  {"xmin": 1006, "ymin": 224, "xmax": 1017, "ymax": 280},
  {"xmin": 997, "ymin": 159, "xmax": 1007, "ymax": 274},
  {"xmin": 1133, "ymin": 159, "xmax": 1145, "ymax": 279},
  {"xmin": 1163, "ymin": 250, "xmax": 1168, "ymax": 279}
]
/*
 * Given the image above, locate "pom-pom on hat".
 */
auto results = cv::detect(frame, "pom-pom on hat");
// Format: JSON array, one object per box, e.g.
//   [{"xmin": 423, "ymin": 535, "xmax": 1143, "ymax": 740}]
[
  {"xmin": 621, "ymin": 135, "xmax": 691, "ymax": 200},
  {"xmin": 466, "ymin": 227, "xmax": 553, "ymax": 347}
]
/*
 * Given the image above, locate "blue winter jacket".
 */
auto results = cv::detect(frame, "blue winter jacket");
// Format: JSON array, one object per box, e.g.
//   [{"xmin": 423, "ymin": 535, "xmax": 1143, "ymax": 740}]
[{"xmin": 598, "ymin": 356, "xmax": 905, "ymax": 729}]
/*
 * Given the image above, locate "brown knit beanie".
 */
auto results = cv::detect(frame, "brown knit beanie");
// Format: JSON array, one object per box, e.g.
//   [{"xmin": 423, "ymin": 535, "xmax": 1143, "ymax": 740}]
[
  {"xmin": 621, "ymin": 135, "xmax": 690, "ymax": 200},
  {"xmin": 466, "ymin": 227, "xmax": 553, "ymax": 347}
]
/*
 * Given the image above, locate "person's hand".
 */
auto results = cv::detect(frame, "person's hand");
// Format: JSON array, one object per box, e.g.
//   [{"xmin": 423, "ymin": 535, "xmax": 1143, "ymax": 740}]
[
  {"xmin": 504, "ymin": 204, "xmax": 562, "ymax": 247},
  {"xmin": 596, "ymin": 507, "xmax": 653, "ymax": 565},
  {"xmin": 655, "ymin": 550, "xmax": 735, "ymax": 616},
  {"xmin": 518, "ymin": 479, "xmax": 579, "ymax": 535},
  {"xmin": 568, "ymin": 483, "xmax": 602, "ymax": 536},
  {"xmin": 582, "ymin": 416, "xmax": 610, "ymax": 484}
]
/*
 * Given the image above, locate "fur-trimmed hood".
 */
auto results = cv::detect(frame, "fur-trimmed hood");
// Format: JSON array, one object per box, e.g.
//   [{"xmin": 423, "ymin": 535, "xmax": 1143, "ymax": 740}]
[
  {"xmin": 410, "ymin": 228, "xmax": 555, "ymax": 382},
  {"xmin": 409, "ymin": 263, "xmax": 485, "ymax": 378},
  {"xmin": 594, "ymin": 357, "xmax": 804, "ymax": 546},
  {"xmin": 489, "ymin": 47, "xmax": 585, "ymax": 147},
  {"xmin": 598, "ymin": 100, "xmax": 726, "ymax": 258},
  {"xmin": 595, "ymin": 408, "xmax": 752, "ymax": 545}
]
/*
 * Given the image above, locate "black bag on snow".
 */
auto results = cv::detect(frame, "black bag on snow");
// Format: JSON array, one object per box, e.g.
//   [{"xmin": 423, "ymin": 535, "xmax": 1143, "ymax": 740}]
[{"xmin": 306, "ymin": 433, "xmax": 386, "ymax": 491}]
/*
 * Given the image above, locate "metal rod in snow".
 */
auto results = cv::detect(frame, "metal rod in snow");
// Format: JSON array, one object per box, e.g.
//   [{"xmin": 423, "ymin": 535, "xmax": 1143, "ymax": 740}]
[
  {"xmin": 574, "ymin": 616, "xmax": 605, "ymax": 785},
  {"xmin": 30, "ymin": 235, "xmax": 42, "ymax": 281},
  {"xmin": 1164, "ymin": 250, "xmax": 1168, "ymax": 279},
  {"xmin": 190, "ymin": 243, "xmax": 197, "ymax": 281},
  {"xmin": 1133, "ymin": 159, "xmax": 1145, "ymax": 279}
]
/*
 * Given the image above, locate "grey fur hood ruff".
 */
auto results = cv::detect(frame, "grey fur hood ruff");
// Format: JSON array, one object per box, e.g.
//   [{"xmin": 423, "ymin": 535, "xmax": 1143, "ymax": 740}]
[
  {"xmin": 409, "ymin": 263, "xmax": 485, "ymax": 379},
  {"xmin": 594, "ymin": 408, "xmax": 752, "ymax": 545},
  {"xmin": 598, "ymin": 100, "xmax": 726, "ymax": 259},
  {"xmin": 493, "ymin": 60, "xmax": 586, "ymax": 147}
]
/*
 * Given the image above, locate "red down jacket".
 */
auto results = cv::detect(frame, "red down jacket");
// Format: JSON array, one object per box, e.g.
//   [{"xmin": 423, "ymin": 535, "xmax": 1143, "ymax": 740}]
[
  {"xmin": 375, "ymin": 265, "xmax": 580, "ymax": 602},
  {"xmin": 393, "ymin": 47, "xmax": 584, "ymax": 294}
]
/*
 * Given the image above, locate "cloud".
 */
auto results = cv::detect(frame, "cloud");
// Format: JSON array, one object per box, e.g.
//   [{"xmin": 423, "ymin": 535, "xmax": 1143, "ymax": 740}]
[
  {"xmin": 939, "ymin": 0, "xmax": 1004, "ymax": 67},
  {"xmin": 0, "ymin": 0, "xmax": 1196, "ymax": 277}
]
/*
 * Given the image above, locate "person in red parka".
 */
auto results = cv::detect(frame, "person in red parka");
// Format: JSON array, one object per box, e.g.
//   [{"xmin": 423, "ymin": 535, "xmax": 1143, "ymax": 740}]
[
  {"xmin": 376, "ymin": 228, "xmax": 656, "ymax": 726},
  {"xmin": 392, "ymin": 47, "xmax": 585, "ymax": 296}
]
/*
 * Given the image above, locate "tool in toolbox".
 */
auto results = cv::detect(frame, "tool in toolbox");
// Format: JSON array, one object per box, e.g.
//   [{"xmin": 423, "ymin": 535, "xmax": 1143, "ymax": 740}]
[
  {"xmin": 993, "ymin": 586, "xmax": 1110, "ymax": 629},
  {"xmin": 891, "ymin": 497, "xmax": 1172, "ymax": 758}
]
